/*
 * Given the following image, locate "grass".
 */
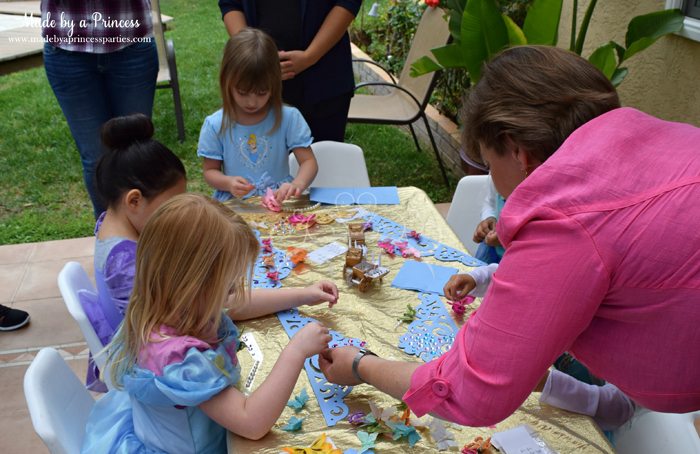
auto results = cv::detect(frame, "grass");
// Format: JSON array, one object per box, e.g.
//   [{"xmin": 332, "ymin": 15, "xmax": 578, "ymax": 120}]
[{"xmin": 0, "ymin": 0, "xmax": 456, "ymax": 245}]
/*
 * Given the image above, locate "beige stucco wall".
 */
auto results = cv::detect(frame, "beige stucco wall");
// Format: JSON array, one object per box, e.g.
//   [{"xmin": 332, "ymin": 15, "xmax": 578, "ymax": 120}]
[{"xmin": 559, "ymin": 0, "xmax": 700, "ymax": 126}]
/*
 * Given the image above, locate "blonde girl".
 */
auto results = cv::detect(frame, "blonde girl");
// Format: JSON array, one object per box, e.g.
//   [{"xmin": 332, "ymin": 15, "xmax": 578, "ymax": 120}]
[
  {"xmin": 81, "ymin": 194, "xmax": 331, "ymax": 452},
  {"xmin": 198, "ymin": 28, "xmax": 318, "ymax": 203}
]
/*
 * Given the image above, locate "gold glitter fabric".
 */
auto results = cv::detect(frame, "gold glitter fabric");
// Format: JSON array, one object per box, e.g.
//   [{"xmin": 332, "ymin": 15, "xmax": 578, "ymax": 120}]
[{"xmin": 227, "ymin": 187, "xmax": 613, "ymax": 453}]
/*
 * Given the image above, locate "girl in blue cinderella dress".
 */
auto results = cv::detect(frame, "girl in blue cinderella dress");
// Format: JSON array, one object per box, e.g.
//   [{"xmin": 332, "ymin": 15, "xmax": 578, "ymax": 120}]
[
  {"xmin": 198, "ymin": 28, "xmax": 318, "ymax": 203},
  {"xmin": 81, "ymin": 194, "xmax": 332, "ymax": 452}
]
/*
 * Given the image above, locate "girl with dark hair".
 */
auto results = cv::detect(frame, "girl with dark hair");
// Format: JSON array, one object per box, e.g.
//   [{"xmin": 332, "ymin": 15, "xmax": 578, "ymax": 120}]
[{"xmin": 82, "ymin": 113, "xmax": 187, "ymax": 391}]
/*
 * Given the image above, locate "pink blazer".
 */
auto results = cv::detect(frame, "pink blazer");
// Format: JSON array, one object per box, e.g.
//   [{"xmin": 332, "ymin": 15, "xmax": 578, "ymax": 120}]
[{"xmin": 404, "ymin": 108, "xmax": 700, "ymax": 426}]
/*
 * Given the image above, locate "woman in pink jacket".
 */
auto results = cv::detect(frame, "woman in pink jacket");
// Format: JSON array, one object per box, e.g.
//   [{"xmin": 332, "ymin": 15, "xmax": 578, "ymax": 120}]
[{"xmin": 319, "ymin": 45, "xmax": 700, "ymax": 426}]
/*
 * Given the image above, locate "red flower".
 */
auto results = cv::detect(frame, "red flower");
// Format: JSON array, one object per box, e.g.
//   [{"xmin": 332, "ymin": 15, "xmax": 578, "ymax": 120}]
[{"xmin": 425, "ymin": 0, "xmax": 440, "ymax": 7}]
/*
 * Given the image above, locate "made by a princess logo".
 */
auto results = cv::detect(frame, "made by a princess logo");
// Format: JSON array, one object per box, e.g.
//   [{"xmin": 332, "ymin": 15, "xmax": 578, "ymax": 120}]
[{"xmin": 25, "ymin": 12, "xmax": 142, "ymax": 37}]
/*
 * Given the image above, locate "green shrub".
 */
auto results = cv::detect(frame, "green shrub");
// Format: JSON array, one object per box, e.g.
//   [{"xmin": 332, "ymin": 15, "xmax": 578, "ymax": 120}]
[{"xmin": 351, "ymin": 0, "xmax": 533, "ymax": 122}]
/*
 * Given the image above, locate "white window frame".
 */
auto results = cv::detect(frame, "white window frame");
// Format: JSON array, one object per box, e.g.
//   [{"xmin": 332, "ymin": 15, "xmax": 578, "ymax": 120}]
[{"xmin": 666, "ymin": 0, "xmax": 700, "ymax": 42}]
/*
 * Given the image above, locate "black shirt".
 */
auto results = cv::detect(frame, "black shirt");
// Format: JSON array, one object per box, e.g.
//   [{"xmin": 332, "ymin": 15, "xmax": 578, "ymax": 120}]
[{"xmin": 256, "ymin": 0, "xmax": 302, "ymax": 52}]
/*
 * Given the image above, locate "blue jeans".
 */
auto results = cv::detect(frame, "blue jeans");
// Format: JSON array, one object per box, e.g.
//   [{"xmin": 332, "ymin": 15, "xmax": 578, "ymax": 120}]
[{"xmin": 44, "ymin": 41, "xmax": 158, "ymax": 217}]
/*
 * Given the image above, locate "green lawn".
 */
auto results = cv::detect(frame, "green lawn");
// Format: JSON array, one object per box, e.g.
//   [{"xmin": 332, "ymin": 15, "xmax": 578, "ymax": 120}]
[{"xmin": 0, "ymin": 0, "xmax": 456, "ymax": 245}]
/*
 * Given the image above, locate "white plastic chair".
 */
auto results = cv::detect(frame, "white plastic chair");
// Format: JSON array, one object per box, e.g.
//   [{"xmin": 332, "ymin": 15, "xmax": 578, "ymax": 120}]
[
  {"xmin": 614, "ymin": 408, "xmax": 700, "ymax": 454},
  {"xmin": 289, "ymin": 141, "xmax": 371, "ymax": 188},
  {"xmin": 57, "ymin": 262, "xmax": 108, "ymax": 376},
  {"xmin": 446, "ymin": 175, "xmax": 490, "ymax": 255},
  {"xmin": 24, "ymin": 347, "xmax": 95, "ymax": 454}
]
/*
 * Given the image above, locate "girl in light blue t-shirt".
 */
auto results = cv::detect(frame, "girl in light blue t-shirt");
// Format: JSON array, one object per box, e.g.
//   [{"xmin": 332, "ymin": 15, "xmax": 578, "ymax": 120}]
[{"xmin": 198, "ymin": 28, "xmax": 318, "ymax": 202}]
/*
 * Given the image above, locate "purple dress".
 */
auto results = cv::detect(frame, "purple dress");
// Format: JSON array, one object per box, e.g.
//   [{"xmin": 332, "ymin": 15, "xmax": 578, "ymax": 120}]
[{"xmin": 80, "ymin": 213, "xmax": 137, "ymax": 391}]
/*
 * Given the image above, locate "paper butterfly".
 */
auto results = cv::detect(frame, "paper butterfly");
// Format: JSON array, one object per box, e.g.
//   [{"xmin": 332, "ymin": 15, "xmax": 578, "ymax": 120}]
[
  {"xmin": 281, "ymin": 416, "xmax": 304, "ymax": 432},
  {"xmin": 357, "ymin": 431, "xmax": 378, "ymax": 453},
  {"xmin": 386, "ymin": 421, "xmax": 421, "ymax": 447},
  {"xmin": 281, "ymin": 433, "xmax": 341, "ymax": 454},
  {"xmin": 287, "ymin": 388, "xmax": 309, "ymax": 413},
  {"xmin": 369, "ymin": 401, "xmax": 394, "ymax": 422},
  {"xmin": 428, "ymin": 418, "xmax": 458, "ymax": 451}
]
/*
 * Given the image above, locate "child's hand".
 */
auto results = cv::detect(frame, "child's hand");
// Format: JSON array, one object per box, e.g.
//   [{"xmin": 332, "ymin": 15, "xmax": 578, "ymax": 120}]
[
  {"xmin": 302, "ymin": 281, "xmax": 339, "ymax": 308},
  {"xmin": 484, "ymin": 230, "xmax": 502, "ymax": 248},
  {"xmin": 473, "ymin": 217, "xmax": 496, "ymax": 243},
  {"xmin": 444, "ymin": 273, "xmax": 477, "ymax": 301},
  {"xmin": 289, "ymin": 322, "xmax": 332, "ymax": 359},
  {"xmin": 229, "ymin": 176, "xmax": 255, "ymax": 197},
  {"xmin": 275, "ymin": 182, "xmax": 303, "ymax": 202}
]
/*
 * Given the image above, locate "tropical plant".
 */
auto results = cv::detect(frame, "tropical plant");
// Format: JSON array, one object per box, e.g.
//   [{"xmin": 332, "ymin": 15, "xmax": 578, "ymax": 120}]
[{"xmin": 411, "ymin": 0, "xmax": 684, "ymax": 86}]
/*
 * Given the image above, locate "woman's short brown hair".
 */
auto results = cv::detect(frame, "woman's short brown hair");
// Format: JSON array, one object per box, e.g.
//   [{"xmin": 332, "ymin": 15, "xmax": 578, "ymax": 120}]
[{"xmin": 461, "ymin": 45, "xmax": 620, "ymax": 164}]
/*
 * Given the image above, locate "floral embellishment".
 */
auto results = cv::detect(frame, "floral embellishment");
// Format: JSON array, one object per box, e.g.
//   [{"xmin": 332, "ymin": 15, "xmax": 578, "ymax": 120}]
[{"xmin": 262, "ymin": 187, "xmax": 281, "ymax": 212}]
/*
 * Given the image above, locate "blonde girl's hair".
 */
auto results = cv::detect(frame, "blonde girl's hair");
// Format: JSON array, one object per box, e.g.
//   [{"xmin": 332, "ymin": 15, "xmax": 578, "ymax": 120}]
[
  {"xmin": 461, "ymin": 45, "xmax": 620, "ymax": 165},
  {"xmin": 220, "ymin": 27, "xmax": 283, "ymax": 135},
  {"xmin": 107, "ymin": 194, "xmax": 260, "ymax": 387}
]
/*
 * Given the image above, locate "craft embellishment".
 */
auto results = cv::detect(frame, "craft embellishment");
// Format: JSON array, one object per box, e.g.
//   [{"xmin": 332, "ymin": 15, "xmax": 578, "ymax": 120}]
[
  {"xmin": 287, "ymin": 389, "xmax": 310, "ymax": 413},
  {"xmin": 450, "ymin": 295, "xmax": 476, "ymax": 317},
  {"xmin": 359, "ymin": 211, "xmax": 486, "ymax": 267},
  {"xmin": 288, "ymin": 213, "xmax": 317, "ymax": 229},
  {"xmin": 377, "ymin": 238, "xmax": 421, "ymax": 259},
  {"xmin": 462, "ymin": 436, "xmax": 493, "ymax": 454},
  {"xmin": 276, "ymin": 308, "xmax": 362, "ymax": 426},
  {"xmin": 281, "ymin": 433, "xmax": 342, "ymax": 454},
  {"xmin": 251, "ymin": 234, "xmax": 291, "ymax": 289},
  {"xmin": 262, "ymin": 187, "xmax": 281, "ymax": 212},
  {"xmin": 282, "ymin": 416, "xmax": 304, "ymax": 432},
  {"xmin": 398, "ymin": 293, "xmax": 458, "ymax": 362}
]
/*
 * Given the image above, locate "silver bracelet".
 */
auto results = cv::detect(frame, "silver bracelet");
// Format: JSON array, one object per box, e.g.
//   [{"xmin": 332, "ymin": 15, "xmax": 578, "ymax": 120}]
[{"xmin": 351, "ymin": 348, "xmax": 377, "ymax": 383}]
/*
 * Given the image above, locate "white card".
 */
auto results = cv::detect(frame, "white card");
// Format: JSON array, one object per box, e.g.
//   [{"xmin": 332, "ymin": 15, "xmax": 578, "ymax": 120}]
[
  {"xmin": 307, "ymin": 241, "xmax": 348, "ymax": 265},
  {"xmin": 491, "ymin": 425, "xmax": 554, "ymax": 454}
]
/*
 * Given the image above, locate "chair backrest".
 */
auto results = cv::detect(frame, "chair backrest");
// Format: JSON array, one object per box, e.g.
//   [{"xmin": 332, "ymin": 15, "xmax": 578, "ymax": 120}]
[
  {"xmin": 446, "ymin": 175, "xmax": 490, "ymax": 255},
  {"xmin": 57, "ymin": 262, "xmax": 107, "ymax": 372},
  {"xmin": 289, "ymin": 141, "xmax": 371, "ymax": 188},
  {"xmin": 398, "ymin": 6, "xmax": 451, "ymax": 108},
  {"xmin": 614, "ymin": 409, "xmax": 700, "ymax": 454},
  {"xmin": 24, "ymin": 347, "xmax": 95, "ymax": 454},
  {"xmin": 151, "ymin": 0, "xmax": 170, "ymax": 83}
]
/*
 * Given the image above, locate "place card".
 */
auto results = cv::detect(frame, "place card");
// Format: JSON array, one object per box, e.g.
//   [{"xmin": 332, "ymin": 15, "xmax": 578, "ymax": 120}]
[{"xmin": 307, "ymin": 241, "xmax": 348, "ymax": 265}]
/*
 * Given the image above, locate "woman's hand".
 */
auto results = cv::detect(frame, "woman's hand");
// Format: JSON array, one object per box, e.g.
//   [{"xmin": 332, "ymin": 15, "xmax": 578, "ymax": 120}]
[
  {"xmin": 275, "ymin": 182, "xmax": 303, "ymax": 202},
  {"xmin": 302, "ymin": 281, "xmax": 339, "ymax": 308},
  {"xmin": 279, "ymin": 50, "xmax": 314, "ymax": 80},
  {"xmin": 473, "ymin": 217, "xmax": 496, "ymax": 243},
  {"xmin": 444, "ymin": 274, "xmax": 476, "ymax": 301},
  {"xmin": 318, "ymin": 347, "xmax": 362, "ymax": 386},
  {"xmin": 289, "ymin": 322, "xmax": 332, "ymax": 359},
  {"xmin": 229, "ymin": 176, "xmax": 254, "ymax": 197}
]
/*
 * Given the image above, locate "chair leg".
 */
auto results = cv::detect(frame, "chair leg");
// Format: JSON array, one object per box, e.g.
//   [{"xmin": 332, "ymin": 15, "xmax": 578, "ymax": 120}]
[
  {"xmin": 166, "ymin": 40, "xmax": 186, "ymax": 143},
  {"xmin": 171, "ymin": 79, "xmax": 185, "ymax": 143},
  {"xmin": 408, "ymin": 123, "xmax": 421, "ymax": 153},
  {"xmin": 422, "ymin": 113, "xmax": 450, "ymax": 187}
]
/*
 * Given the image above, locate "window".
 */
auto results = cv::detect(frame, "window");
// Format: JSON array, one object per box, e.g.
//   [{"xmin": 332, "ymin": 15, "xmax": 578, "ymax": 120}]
[
  {"xmin": 666, "ymin": 0, "xmax": 700, "ymax": 41},
  {"xmin": 685, "ymin": 0, "xmax": 700, "ymax": 19}
]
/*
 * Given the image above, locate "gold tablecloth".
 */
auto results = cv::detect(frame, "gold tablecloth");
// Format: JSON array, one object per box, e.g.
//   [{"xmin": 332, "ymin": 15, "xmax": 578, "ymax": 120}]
[{"xmin": 227, "ymin": 187, "xmax": 613, "ymax": 453}]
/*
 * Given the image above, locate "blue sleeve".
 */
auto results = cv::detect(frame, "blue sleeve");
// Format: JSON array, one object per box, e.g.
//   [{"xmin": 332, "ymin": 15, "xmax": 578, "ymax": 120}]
[
  {"xmin": 285, "ymin": 107, "xmax": 313, "ymax": 151},
  {"xmin": 197, "ymin": 115, "xmax": 224, "ymax": 161},
  {"xmin": 123, "ymin": 347, "xmax": 240, "ymax": 407},
  {"xmin": 335, "ymin": 0, "xmax": 362, "ymax": 16}
]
